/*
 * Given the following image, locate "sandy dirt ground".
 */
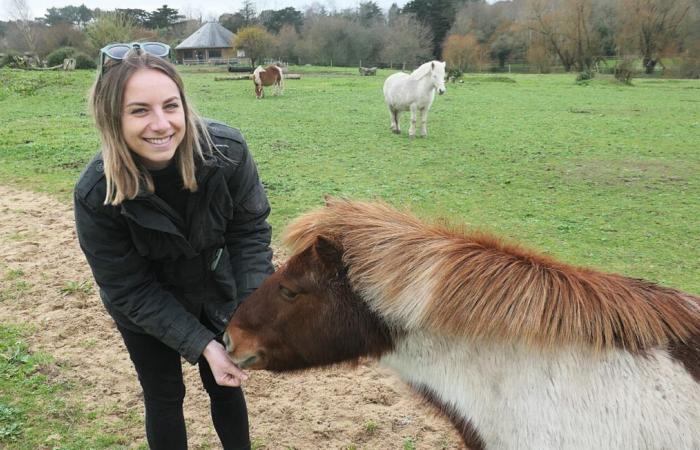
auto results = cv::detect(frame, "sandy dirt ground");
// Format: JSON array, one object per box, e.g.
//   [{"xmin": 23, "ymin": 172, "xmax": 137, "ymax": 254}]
[{"xmin": 0, "ymin": 185, "xmax": 464, "ymax": 450}]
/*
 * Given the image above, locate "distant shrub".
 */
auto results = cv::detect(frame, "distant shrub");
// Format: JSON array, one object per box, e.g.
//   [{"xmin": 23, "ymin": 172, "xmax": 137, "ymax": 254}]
[
  {"xmin": 679, "ymin": 44, "xmax": 700, "ymax": 79},
  {"xmin": 0, "ymin": 51, "xmax": 22, "ymax": 68},
  {"xmin": 576, "ymin": 70, "xmax": 594, "ymax": 84},
  {"xmin": 46, "ymin": 47, "xmax": 77, "ymax": 67},
  {"xmin": 446, "ymin": 67, "xmax": 463, "ymax": 82},
  {"xmin": 614, "ymin": 59, "xmax": 635, "ymax": 85},
  {"xmin": 73, "ymin": 52, "xmax": 97, "ymax": 70}
]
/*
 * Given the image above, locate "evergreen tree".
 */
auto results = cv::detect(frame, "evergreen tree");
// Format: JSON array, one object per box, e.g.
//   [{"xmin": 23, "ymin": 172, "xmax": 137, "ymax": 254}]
[
  {"xmin": 402, "ymin": 0, "xmax": 458, "ymax": 58},
  {"xmin": 146, "ymin": 4, "xmax": 184, "ymax": 29}
]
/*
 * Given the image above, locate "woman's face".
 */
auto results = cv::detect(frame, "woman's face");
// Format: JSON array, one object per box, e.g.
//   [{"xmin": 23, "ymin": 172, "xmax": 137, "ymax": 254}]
[{"xmin": 121, "ymin": 68, "xmax": 186, "ymax": 170}]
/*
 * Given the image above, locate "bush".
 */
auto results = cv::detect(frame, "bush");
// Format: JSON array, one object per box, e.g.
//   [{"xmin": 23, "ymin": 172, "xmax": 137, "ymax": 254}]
[
  {"xmin": 679, "ymin": 44, "xmax": 700, "ymax": 79},
  {"xmin": 73, "ymin": 52, "xmax": 97, "ymax": 70},
  {"xmin": 0, "ymin": 51, "xmax": 22, "ymax": 68},
  {"xmin": 575, "ymin": 70, "xmax": 594, "ymax": 84},
  {"xmin": 446, "ymin": 67, "xmax": 463, "ymax": 82},
  {"xmin": 614, "ymin": 59, "xmax": 635, "ymax": 85},
  {"xmin": 46, "ymin": 47, "xmax": 77, "ymax": 67}
]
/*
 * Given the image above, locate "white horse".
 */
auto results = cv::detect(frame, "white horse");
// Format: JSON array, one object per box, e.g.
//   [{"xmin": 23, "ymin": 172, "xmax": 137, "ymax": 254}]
[{"xmin": 383, "ymin": 60, "xmax": 446, "ymax": 138}]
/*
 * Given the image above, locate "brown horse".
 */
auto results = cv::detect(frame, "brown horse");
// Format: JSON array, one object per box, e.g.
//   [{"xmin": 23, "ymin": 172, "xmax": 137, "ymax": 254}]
[
  {"xmin": 252, "ymin": 64, "xmax": 283, "ymax": 99},
  {"xmin": 226, "ymin": 199, "xmax": 700, "ymax": 450}
]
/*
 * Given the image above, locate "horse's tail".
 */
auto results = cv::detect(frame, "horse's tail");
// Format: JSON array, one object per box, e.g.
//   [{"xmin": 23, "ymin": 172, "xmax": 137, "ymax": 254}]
[{"xmin": 274, "ymin": 65, "xmax": 284, "ymax": 91}]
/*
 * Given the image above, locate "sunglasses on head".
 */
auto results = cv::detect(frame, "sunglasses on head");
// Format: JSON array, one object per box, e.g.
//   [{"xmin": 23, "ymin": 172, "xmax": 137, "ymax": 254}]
[{"xmin": 99, "ymin": 42, "xmax": 171, "ymax": 75}]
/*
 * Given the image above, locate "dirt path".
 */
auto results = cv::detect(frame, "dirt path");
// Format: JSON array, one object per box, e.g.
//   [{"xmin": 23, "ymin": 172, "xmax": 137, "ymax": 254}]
[{"xmin": 0, "ymin": 185, "xmax": 463, "ymax": 449}]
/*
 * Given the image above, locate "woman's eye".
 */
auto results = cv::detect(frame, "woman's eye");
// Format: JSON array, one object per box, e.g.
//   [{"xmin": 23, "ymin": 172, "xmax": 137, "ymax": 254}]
[
  {"xmin": 279, "ymin": 285, "xmax": 298, "ymax": 301},
  {"xmin": 129, "ymin": 108, "xmax": 147, "ymax": 115},
  {"xmin": 165, "ymin": 103, "xmax": 180, "ymax": 110}
]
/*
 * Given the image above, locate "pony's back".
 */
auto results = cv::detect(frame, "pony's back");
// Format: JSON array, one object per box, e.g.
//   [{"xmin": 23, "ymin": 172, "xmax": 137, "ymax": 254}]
[{"xmin": 383, "ymin": 72, "xmax": 412, "ymax": 108}]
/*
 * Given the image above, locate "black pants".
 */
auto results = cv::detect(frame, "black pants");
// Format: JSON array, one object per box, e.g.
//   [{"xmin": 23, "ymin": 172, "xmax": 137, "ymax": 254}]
[{"xmin": 118, "ymin": 323, "xmax": 250, "ymax": 450}]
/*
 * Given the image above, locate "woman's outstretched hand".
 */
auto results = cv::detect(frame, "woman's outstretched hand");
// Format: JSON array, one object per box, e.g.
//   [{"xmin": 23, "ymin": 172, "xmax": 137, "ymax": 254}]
[{"xmin": 203, "ymin": 339, "xmax": 249, "ymax": 387}]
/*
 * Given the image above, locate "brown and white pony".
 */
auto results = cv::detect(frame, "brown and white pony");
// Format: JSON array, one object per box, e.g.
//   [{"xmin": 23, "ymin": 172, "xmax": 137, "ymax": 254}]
[
  {"xmin": 252, "ymin": 64, "xmax": 283, "ymax": 99},
  {"xmin": 226, "ymin": 199, "xmax": 700, "ymax": 450}
]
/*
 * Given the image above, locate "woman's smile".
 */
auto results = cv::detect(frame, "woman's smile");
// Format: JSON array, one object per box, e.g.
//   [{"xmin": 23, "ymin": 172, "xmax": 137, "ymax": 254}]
[{"xmin": 143, "ymin": 134, "xmax": 175, "ymax": 147}]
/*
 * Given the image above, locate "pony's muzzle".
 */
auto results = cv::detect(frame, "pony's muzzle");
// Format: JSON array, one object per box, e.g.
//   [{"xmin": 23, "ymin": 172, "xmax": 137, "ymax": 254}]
[
  {"xmin": 223, "ymin": 331, "xmax": 233, "ymax": 352},
  {"xmin": 438, "ymin": 89, "xmax": 446, "ymax": 95}
]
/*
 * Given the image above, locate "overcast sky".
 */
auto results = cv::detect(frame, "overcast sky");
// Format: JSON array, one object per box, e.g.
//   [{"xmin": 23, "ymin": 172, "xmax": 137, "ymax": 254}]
[{"xmin": 2, "ymin": 0, "xmax": 412, "ymax": 21}]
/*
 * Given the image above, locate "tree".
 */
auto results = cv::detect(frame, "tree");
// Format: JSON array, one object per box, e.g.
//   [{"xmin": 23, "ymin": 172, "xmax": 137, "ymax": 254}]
[
  {"xmin": 273, "ymin": 24, "xmax": 301, "ymax": 62},
  {"xmin": 490, "ymin": 32, "xmax": 517, "ymax": 67},
  {"xmin": 381, "ymin": 14, "xmax": 433, "ymax": 69},
  {"xmin": 116, "ymin": 8, "xmax": 150, "ymax": 27},
  {"xmin": 358, "ymin": 1, "xmax": 385, "ymax": 26},
  {"xmin": 616, "ymin": 0, "xmax": 691, "ymax": 73},
  {"xmin": 449, "ymin": 1, "xmax": 503, "ymax": 43},
  {"xmin": 146, "ymin": 4, "xmax": 184, "ymax": 29},
  {"xmin": 4, "ymin": 0, "xmax": 38, "ymax": 54},
  {"xmin": 402, "ymin": 0, "xmax": 460, "ymax": 58},
  {"xmin": 387, "ymin": 3, "xmax": 401, "ymax": 25},
  {"xmin": 220, "ymin": 13, "xmax": 246, "ymax": 33},
  {"xmin": 526, "ymin": 0, "xmax": 601, "ymax": 72},
  {"xmin": 443, "ymin": 33, "xmax": 482, "ymax": 71},
  {"xmin": 239, "ymin": 0, "xmax": 258, "ymax": 27},
  {"xmin": 233, "ymin": 25, "xmax": 274, "ymax": 66},
  {"xmin": 41, "ymin": 4, "xmax": 94, "ymax": 28},
  {"xmin": 35, "ymin": 21, "xmax": 87, "ymax": 56},
  {"xmin": 261, "ymin": 7, "xmax": 303, "ymax": 33},
  {"xmin": 84, "ymin": 11, "xmax": 136, "ymax": 54},
  {"xmin": 590, "ymin": 0, "xmax": 618, "ymax": 56}
]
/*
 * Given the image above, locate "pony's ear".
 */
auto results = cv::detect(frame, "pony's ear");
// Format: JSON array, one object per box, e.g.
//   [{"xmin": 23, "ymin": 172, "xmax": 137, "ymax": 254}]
[
  {"xmin": 431, "ymin": 61, "xmax": 435, "ymax": 69},
  {"xmin": 323, "ymin": 194, "xmax": 335, "ymax": 207},
  {"xmin": 313, "ymin": 235, "xmax": 343, "ymax": 266}
]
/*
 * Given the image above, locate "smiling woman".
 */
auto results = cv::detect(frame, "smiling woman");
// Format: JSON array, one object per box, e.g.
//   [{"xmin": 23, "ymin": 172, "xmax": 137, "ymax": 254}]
[{"xmin": 73, "ymin": 45, "xmax": 274, "ymax": 450}]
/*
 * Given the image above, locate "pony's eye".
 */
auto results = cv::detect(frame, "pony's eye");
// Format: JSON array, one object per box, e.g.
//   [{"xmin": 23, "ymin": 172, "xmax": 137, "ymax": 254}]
[{"xmin": 279, "ymin": 285, "xmax": 298, "ymax": 301}]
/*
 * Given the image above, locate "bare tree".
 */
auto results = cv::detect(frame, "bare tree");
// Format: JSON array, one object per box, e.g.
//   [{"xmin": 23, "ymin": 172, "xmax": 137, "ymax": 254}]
[
  {"xmin": 380, "ymin": 14, "xmax": 433, "ymax": 69},
  {"xmin": 450, "ymin": 1, "xmax": 502, "ymax": 43},
  {"xmin": 240, "ymin": 0, "xmax": 258, "ymax": 26},
  {"xmin": 273, "ymin": 24, "xmax": 301, "ymax": 63},
  {"xmin": 443, "ymin": 33, "xmax": 483, "ymax": 71},
  {"xmin": 525, "ymin": 0, "xmax": 600, "ymax": 71},
  {"xmin": 616, "ymin": 0, "xmax": 691, "ymax": 73},
  {"xmin": 4, "ymin": 0, "xmax": 37, "ymax": 54}
]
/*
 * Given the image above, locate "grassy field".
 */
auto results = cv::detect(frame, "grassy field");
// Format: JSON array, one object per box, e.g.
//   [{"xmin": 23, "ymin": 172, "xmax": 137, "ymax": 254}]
[
  {"xmin": 1, "ymin": 66, "xmax": 698, "ymax": 291},
  {"xmin": 0, "ymin": 66, "xmax": 699, "ymax": 447}
]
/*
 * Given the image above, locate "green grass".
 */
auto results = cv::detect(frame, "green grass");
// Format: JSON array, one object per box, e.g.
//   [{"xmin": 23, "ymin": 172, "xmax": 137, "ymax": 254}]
[
  {"xmin": 0, "ymin": 65, "xmax": 699, "ymax": 447},
  {"xmin": 1, "ymin": 66, "xmax": 697, "ymax": 292}
]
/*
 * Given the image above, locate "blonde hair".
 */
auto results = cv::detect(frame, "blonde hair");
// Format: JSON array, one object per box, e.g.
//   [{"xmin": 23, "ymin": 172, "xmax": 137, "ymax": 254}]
[{"xmin": 90, "ymin": 50, "xmax": 212, "ymax": 205}]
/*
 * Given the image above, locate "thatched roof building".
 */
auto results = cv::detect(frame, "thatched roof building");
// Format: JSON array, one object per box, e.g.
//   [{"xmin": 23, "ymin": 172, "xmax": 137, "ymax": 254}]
[{"xmin": 175, "ymin": 22, "xmax": 243, "ymax": 64}]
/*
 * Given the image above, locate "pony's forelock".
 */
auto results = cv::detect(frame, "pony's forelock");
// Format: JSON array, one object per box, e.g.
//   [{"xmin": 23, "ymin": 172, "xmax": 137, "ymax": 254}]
[{"xmin": 283, "ymin": 199, "xmax": 700, "ymax": 352}]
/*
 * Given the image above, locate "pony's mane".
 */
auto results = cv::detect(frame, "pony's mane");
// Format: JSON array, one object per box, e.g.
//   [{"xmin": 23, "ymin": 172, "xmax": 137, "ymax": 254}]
[
  {"xmin": 409, "ymin": 61, "xmax": 435, "ymax": 80},
  {"xmin": 284, "ymin": 199, "xmax": 700, "ymax": 352}
]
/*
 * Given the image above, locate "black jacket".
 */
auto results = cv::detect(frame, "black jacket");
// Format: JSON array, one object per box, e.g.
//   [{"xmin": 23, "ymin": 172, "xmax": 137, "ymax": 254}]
[{"xmin": 74, "ymin": 121, "xmax": 273, "ymax": 363}]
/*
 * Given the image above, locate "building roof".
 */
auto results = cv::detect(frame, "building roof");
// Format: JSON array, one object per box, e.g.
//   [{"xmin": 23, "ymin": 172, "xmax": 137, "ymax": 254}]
[{"xmin": 175, "ymin": 22, "xmax": 235, "ymax": 50}]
